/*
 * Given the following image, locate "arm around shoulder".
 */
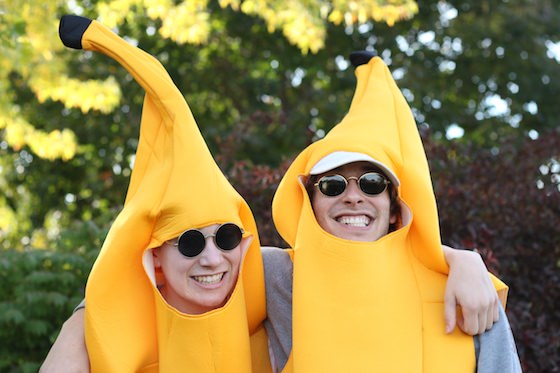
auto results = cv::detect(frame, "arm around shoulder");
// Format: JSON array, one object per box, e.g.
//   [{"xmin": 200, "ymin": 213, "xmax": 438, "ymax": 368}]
[
  {"xmin": 40, "ymin": 308, "xmax": 89, "ymax": 373},
  {"xmin": 442, "ymin": 245, "xmax": 500, "ymax": 335}
]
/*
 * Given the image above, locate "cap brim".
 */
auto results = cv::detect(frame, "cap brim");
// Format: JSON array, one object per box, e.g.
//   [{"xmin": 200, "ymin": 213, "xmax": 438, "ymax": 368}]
[{"xmin": 309, "ymin": 151, "xmax": 400, "ymax": 186}]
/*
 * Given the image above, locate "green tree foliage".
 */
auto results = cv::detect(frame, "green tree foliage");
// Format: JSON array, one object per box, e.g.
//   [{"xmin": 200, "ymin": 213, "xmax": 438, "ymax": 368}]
[
  {"xmin": 0, "ymin": 220, "xmax": 104, "ymax": 372},
  {"xmin": 379, "ymin": 0, "xmax": 560, "ymax": 143}
]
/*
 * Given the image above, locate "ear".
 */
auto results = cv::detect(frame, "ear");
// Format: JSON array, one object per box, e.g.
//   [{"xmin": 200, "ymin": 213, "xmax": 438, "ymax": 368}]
[
  {"xmin": 239, "ymin": 236, "xmax": 254, "ymax": 258},
  {"xmin": 152, "ymin": 247, "xmax": 162, "ymax": 268}
]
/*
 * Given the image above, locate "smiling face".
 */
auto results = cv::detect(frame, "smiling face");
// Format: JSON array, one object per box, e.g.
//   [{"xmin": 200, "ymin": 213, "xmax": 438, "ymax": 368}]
[
  {"xmin": 310, "ymin": 162, "xmax": 398, "ymax": 242},
  {"xmin": 153, "ymin": 224, "xmax": 247, "ymax": 315}
]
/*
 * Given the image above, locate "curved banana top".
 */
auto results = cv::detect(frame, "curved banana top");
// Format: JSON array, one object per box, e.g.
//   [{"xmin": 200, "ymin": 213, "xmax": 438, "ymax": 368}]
[{"xmin": 59, "ymin": 15, "xmax": 267, "ymax": 372}]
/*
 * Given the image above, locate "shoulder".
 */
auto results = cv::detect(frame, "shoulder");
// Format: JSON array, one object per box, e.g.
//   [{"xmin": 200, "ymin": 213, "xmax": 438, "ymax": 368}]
[
  {"xmin": 260, "ymin": 246, "xmax": 293, "ymax": 295},
  {"xmin": 260, "ymin": 247, "xmax": 293, "ymax": 273}
]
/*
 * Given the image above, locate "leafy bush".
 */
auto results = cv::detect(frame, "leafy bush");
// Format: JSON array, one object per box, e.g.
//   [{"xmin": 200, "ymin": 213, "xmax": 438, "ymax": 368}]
[
  {"xmin": 430, "ymin": 128, "xmax": 560, "ymax": 372},
  {"xmin": 0, "ymin": 222, "xmax": 103, "ymax": 372}
]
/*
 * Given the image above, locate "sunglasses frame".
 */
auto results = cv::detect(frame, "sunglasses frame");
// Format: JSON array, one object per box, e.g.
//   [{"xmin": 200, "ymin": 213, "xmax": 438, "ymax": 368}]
[
  {"xmin": 314, "ymin": 172, "xmax": 390, "ymax": 197},
  {"xmin": 171, "ymin": 223, "xmax": 244, "ymax": 258}
]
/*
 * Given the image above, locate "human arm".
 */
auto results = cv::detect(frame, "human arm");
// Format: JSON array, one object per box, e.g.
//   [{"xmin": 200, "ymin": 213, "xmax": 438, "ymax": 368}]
[
  {"xmin": 39, "ymin": 308, "xmax": 89, "ymax": 373},
  {"xmin": 443, "ymin": 245, "xmax": 500, "ymax": 335}
]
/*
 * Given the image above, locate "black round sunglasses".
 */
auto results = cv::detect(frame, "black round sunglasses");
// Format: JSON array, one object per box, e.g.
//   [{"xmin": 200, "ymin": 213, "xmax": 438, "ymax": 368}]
[
  {"xmin": 314, "ymin": 172, "xmax": 390, "ymax": 197},
  {"xmin": 171, "ymin": 223, "xmax": 244, "ymax": 258}
]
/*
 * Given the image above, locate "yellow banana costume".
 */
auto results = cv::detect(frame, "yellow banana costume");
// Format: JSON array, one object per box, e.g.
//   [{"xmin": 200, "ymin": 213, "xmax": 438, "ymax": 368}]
[
  {"xmin": 59, "ymin": 16, "xmax": 269, "ymax": 372},
  {"xmin": 272, "ymin": 52, "xmax": 508, "ymax": 372}
]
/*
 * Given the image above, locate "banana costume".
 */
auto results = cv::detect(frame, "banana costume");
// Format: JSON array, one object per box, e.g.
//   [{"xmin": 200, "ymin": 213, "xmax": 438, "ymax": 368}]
[
  {"xmin": 272, "ymin": 52, "xmax": 508, "ymax": 372},
  {"xmin": 59, "ymin": 16, "xmax": 269, "ymax": 372}
]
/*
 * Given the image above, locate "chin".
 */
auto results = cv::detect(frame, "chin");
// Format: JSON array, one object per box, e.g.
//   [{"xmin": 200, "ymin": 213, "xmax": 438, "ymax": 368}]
[
  {"xmin": 332, "ymin": 228, "xmax": 378, "ymax": 242},
  {"xmin": 199, "ymin": 294, "xmax": 229, "ymax": 309}
]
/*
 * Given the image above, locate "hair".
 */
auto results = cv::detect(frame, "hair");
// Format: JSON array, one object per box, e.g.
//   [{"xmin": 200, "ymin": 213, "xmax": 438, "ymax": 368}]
[{"xmin": 304, "ymin": 168, "xmax": 402, "ymax": 233}]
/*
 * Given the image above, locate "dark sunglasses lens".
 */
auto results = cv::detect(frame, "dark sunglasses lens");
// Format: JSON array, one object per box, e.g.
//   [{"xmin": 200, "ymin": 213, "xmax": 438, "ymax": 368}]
[
  {"xmin": 177, "ymin": 230, "xmax": 206, "ymax": 257},
  {"xmin": 318, "ymin": 175, "xmax": 346, "ymax": 196},
  {"xmin": 215, "ymin": 223, "xmax": 243, "ymax": 251},
  {"xmin": 359, "ymin": 173, "xmax": 387, "ymax": 195}
]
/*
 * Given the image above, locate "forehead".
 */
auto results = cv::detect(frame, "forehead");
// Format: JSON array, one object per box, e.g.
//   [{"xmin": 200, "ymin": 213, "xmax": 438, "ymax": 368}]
[
  {"xmin": 196, "ymin": 224, "xmax": 220, "ymax": 234},
  {"xmin": 168, "ymin": 223, "xmax": 220, "ymax": 241}
]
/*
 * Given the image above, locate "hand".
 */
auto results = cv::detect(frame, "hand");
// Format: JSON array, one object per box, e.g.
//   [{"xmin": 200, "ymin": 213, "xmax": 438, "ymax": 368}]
[
  {"xmin": 39, "ymin": 309, "xmax": 90, "ymax": 373},
  {"xmin": 442, "ymin": 245, "xmax": 500, "ymax": 335}
]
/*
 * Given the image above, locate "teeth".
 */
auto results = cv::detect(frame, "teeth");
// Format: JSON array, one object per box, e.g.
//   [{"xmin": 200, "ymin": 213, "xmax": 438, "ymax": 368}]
[
  {"xmin": 337, "ymin": 215, "xmax": 370, "ymax": 227},
  {"xmin": 193, "ymin": 273, "xmax": 224, "ymax": 284}
]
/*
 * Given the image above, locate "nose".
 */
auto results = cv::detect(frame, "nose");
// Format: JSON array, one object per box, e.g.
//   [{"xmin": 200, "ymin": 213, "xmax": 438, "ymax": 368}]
[
  {"xmin": 342, "ymin": 178, "xmax": 364, "ymax": 204},
  {"xmin": 197, "ymin": 239, "xmax": 223, "ymax": 267}
]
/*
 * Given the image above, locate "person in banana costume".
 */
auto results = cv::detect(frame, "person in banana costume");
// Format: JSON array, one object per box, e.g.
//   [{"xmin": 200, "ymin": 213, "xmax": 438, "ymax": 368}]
[
  {"xmin": 52, "ymin": 15, "xmax": 270, "ymax": 372},
  {"xmin": 268, "ymin": 51, "xmax": 521, "ymax": 372},
  {"xmin": 41, "ymin": 16, "xmax": 511, "ymax": 373}
]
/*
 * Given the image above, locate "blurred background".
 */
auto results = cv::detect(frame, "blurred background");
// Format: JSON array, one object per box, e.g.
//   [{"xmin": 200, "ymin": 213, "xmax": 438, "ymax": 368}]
[{"xmin": 1, "ymin": 0, "xmax": 558, "ymax": 371}]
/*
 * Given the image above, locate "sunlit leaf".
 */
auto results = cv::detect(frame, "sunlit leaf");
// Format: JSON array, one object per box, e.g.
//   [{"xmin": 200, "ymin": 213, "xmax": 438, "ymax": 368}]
[
  {"xmin": 158, "ymin": 0, "xmax": 212, "ymax": 44},
  {"xmin": 0, "ymin": 206, "xmax": 17, "ymax": 235},
  {"xmin": 144, "ymin": 0, "xmax": 173, "ymax": 19},
  {"xmin": 97, "ymin": 0, "xmax": 143, "ymax": 28},
  {"xmin": 1, "ymin": 113, "xmax": 79, "ymax": 161},
  {"xmin": 31, "ymin": 74, "xmax": 122, "ymax": 114}
]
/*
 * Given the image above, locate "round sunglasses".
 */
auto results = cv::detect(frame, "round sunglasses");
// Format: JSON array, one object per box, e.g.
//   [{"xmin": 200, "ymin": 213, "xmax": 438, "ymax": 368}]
[
  {"xmin": 314, "ymin": 172, "xmax": 390, "ymax": 197},
  {"xmin": 172, "ymin": 223, "xmax": 244, "ymax": 258}
]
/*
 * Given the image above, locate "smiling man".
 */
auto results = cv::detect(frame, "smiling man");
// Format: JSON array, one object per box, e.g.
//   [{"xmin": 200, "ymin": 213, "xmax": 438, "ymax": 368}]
[
  {"xmin": 308, "ymin": 158, "xmax": 398, "ymax": 242},
  {"xmin": 152, "ymin": 223, "xmax": 247, "ymax": 315},
  {"xmin": 48, "ymin": 15, "xmax": 268, "ymax": 373},
  {"xmin": 268, "ymin": 51, "xmax": 521, "ymax": 372}
]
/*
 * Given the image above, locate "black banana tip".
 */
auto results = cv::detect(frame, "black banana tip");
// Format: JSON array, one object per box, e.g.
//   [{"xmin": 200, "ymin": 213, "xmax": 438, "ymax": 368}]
[
  {"xmin": 59, "ymin": 15, "xmax": 93, "ymax": 49},
  {"xmin": 349, "ymin": 50, "xmax": 376, "ymax": 68}
]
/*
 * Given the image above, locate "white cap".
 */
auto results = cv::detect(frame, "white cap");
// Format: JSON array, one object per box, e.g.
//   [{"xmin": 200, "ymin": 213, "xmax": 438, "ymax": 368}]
[{"xmin": 309, "ymin": 151, "xmax": 400, "ymax": 187}]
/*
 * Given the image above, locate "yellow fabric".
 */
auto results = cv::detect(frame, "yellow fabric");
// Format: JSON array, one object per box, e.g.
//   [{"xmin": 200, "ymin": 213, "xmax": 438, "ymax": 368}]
[
  {"xmin": 249, "ymin": 323, "xmax": 274, "ymax": 372},
  {"xmin": 272, "ymin": 55, "xmax": 507, "ymax": 371},
  {"xmin": 493, "ymin": 274, "xmax": 509, "ymax": 307},
  {"xmin": 70, "ymin": 19, "xmax": 267, "ymax": 372},
  {"xmin": 152, "ymin": 286, "xmax": 251, "ymax": 372}
]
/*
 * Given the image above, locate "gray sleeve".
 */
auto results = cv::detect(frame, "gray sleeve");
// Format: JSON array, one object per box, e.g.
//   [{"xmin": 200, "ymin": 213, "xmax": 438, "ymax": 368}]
[
  {"xmin": 475, "ymin": 306, "xmax": 523, "ymax": 373},
  {"xmin": 73, "ymin": 298, "xmax": 86, "ymax": 312},
  {"xmin": 261, "ymin": 247, "xmax": 293, "ymax": 373}
]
